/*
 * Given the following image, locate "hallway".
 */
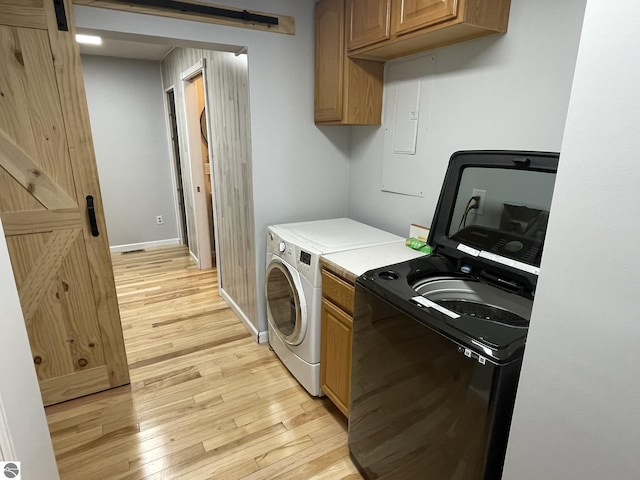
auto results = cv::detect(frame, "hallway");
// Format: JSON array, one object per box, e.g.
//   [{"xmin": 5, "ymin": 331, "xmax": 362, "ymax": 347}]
[{"xmin": 45, "ymin": 246, "xmax": 360, "ymax": 479}]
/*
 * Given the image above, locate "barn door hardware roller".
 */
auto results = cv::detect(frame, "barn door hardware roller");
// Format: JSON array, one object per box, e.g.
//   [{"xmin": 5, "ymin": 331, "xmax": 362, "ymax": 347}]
[{"xmin": 124, "ymin": 0, "xmax": 279, "ymax": 26}]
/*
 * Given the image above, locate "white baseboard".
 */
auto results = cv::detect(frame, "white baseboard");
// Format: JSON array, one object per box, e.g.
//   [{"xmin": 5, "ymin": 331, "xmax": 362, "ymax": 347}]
[
  {"xmin": 189, "ymin": 250, "xmax": 199, "ymax": 266},
  {"xmin": 110, "ymin": 238, "xmax": 180, "ymax": 253},
  {"xmin": 220, "ymin": 289, "xmax": 268, "ymax": 344},
  {"xmin": 258, "ymin": 329, "xmax": 269, "ymax": 344}
]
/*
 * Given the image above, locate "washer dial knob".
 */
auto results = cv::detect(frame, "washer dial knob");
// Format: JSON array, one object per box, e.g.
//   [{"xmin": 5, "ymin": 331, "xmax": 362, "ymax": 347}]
[{"xmin": 278, "ymin": 241, "xmax": 286, "ymax": 253}]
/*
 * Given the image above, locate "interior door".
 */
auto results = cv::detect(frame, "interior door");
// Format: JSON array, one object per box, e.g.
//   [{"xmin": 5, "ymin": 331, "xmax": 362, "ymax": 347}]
[{"xmin": 0, "ymin": 0, "xmax": 129, "ymax": 405}]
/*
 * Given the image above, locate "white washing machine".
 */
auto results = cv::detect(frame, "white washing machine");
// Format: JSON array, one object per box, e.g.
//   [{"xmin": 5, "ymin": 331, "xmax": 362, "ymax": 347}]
[{"xmin": 265, "ymin": 218, "xmax": 402, "ymax": 396}]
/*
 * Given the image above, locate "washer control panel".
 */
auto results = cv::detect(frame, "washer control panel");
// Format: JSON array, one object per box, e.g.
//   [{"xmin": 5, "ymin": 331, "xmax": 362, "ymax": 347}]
[
  {"xmin": 299, "ymin": 250, "xmax": 312, "ymax": 266},
  {"xmin": 267, "ymin": 227, "xmax": 322, "ymax": 287}
]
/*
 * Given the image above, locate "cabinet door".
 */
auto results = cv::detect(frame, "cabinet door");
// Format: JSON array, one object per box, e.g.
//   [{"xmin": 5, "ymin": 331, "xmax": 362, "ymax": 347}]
[
  {"xmin": 321, "ymin": 299, "xmax": 352, "ymax": 416},
  {"xmin": 346, "ymin": 0, "xmax": 391, "ymax": 51},
  {"xmin": 314, "ymin": 0, "xmax": 344, "ymax": 122},
  {"xmin": 321, "ymin": 269, "xmax": 354, "ymax": 315},
  {"xmin": 395, "ymin": 0, "xmax": 459, "ymax": 35}
]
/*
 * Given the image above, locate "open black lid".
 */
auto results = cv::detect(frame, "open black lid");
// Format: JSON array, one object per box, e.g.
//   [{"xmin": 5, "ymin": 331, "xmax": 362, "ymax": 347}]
[{"xmin": 428, "ymin": 150, "xmax": 559, "ymax": 295}]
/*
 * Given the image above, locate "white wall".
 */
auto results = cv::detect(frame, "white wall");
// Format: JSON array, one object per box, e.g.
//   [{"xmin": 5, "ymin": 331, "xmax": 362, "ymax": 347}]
[
  {"xmin": 503, "ymin": 1, "xmax": 640, "ymax": 478},
  {"xmin": 81, "ymin": 55, "xmax": 179, "ymax": 249},
  {"xmin": 74, "ymin": 1, "xmax": 351, "ymax": 332},
  {"xmin": 0, "ymin": 220, "xmax": 59, "ymax": 480},
  {"xmin": 347, "ymin": 0, "xmax": 587, "ymax": 236}
]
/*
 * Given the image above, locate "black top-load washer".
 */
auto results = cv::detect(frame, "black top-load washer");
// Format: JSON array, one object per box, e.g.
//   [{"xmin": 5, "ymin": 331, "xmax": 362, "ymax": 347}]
[{"xmin": 348, "ymin": 150, "xmax": 558, "ymax": 480}]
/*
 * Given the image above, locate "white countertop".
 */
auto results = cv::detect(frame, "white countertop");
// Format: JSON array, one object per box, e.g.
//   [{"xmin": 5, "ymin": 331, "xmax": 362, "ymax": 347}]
[{"xmin": 321, "ymin": 240, "xmax": 427, "ymax": 280}]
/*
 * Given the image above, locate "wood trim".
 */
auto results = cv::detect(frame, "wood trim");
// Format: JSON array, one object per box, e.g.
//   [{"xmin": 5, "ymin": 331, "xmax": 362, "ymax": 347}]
[
  {"xmin": 0, "ymin": 0, "xmax": 48, "ymax": 30},
  {"xmin": 39, "ymin": 365, "xmax": 111, "ymax": 405},
  {"xmin": 181, "ymin": 63, "xmax": 212, "ymax": 270},
  {"xmin": 0, "ymin": 209, "xmax": 82, "ymax": 235},
  {"xmin": 72, "ymin": 0, "xmax": 296, "ymax": 35},
  {"xmin": 0, "ymin": 127, "xmax": 77, "ymax": 210},
  {"xmin": 219, "ymin": 288, "xmax": 264, "ymax": 344},
  {"xmin": 180, "ymin": 58, "xmax": 205, "ymax": 81}
]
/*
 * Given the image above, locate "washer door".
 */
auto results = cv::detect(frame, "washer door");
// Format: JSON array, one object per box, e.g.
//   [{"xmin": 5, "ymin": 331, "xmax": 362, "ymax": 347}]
[{"xmin": 265, "ymin": 258, "xmax": 307, "ymax": 346}]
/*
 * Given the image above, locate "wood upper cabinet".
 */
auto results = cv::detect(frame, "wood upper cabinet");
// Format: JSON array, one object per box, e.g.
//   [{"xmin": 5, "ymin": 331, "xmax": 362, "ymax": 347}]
[
  {"xmin": 315, "ymin": 0, "xmax": 344, "ymax": 122},
  {"xmin": 346, "ymin": 0, "xmax": 390, "ymax": 50},
  {"xmin": 320, "ymin": 268, "xmax": 355, "ymax": 416},
  {"xmin": 346, "ymin": 0, "xmax": 511, "ymax": 61},
  {"xmin": 315, "ymin": 0, "xmax": 384, "ymax": 125},
  {"xmin": 395, "ymin": 0, "xmax": 458, "ymax": 35}
]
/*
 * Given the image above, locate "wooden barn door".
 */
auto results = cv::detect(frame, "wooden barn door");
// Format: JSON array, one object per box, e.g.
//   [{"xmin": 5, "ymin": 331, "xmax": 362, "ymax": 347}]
[{"xmin": 0, "ymin": 0, "xmax": 129, "ymax": 405}]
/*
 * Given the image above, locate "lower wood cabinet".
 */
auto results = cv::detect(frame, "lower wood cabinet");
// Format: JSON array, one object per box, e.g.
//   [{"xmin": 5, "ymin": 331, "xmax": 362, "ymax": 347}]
[{"xmin": 320, "ymin": 268, "xmax": 355, "ymax": 416}]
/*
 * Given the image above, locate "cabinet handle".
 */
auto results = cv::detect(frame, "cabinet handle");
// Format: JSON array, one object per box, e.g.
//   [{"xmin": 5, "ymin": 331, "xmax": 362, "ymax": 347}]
[{"xmin": 86, "ymin": 195, "xmax": 100, "ymax": 237}]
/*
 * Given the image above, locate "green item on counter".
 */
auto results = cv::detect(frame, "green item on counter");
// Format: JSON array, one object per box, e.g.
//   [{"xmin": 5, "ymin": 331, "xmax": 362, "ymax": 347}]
[{"xmin": 405, "ymin": 237, "xmax": 433, "ymax": 254}]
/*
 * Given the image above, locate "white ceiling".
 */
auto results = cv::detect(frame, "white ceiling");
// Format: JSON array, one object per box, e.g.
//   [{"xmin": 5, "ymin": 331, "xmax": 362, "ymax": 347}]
[
  {"xmin": 78, "ymin": 36, "xmax": 173, "ymax": 61},
  {"xmin": 76, "ymin": 28, "xmax": 243, "ymax": 61}
]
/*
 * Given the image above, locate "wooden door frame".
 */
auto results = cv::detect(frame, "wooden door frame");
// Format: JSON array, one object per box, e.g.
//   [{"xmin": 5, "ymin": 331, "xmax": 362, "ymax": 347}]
[
  {"xmin": 180, "ymin": 60, "xmax": 221, "ymax": 275},
  {"xmin": 198, "ymin": 64, "xmax": 223, "ymax": 286}
]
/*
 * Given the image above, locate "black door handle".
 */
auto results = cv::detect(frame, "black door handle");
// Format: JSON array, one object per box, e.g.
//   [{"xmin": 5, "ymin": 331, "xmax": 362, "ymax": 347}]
[{"xmin": 86, "ymin": 195, "xmax": 100, "ymax": 237}]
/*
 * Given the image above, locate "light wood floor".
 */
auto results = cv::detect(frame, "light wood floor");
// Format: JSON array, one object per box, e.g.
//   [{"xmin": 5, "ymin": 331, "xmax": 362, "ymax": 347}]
[{"xmin": 45, "ymin": 246, "xmax": 362, "ymax": 479}]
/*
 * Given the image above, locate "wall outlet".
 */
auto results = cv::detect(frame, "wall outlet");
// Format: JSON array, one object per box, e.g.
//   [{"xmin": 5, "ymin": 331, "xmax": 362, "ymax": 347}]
[
  {"xmin": 156, "ymin": 215, "xmax": 163, "ymax": 225},
  {"xmin": 472, "ymin": 189, "xmax": 487, "ymax": 215}
]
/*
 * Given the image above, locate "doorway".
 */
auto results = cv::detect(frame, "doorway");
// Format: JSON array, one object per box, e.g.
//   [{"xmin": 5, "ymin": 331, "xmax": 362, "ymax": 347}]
[
  {"xmin": 182, "ymin": 61, "xmax": 217, "ymax": 271},
  {"xmin": 166, "ymin": 88, "xmax": 189, "ymax": 248},
  {"xmin": 79, "ymin": 36, "xmax": 259, "ymax": 341}
]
